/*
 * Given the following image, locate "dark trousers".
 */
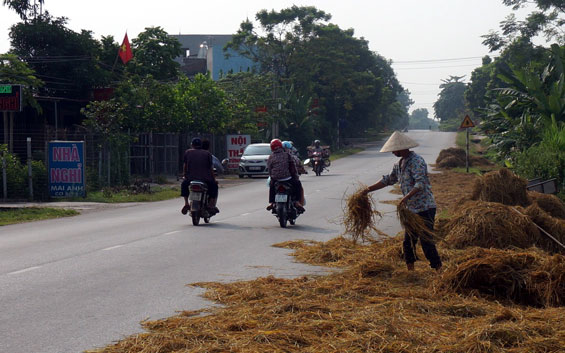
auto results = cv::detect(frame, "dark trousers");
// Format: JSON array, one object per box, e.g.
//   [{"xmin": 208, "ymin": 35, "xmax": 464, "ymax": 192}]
[
  {"xmin": 181, "ymin": 179, "xmax": 218, "ymax": 199},
  {"xmin": 403, "ymin": 208, "xmax": 442, "ymax": 269},
  {"xmin": 269, "ymin": 178, "xmax": 302, "ymax": 203}
]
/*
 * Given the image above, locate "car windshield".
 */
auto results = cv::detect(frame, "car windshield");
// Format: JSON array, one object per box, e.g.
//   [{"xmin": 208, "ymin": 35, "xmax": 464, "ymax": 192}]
[{"xmin": 243, "ymin": 145, "xmax": 271, "ymax": 156}]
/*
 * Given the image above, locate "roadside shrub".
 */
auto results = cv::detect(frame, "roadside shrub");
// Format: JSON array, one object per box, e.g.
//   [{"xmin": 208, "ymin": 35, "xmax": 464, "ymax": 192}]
[
  {"xmin": 512, "ymin": 123, "xmax": 565, "ymax": 201},
  {"xmin": 31, "ymin": 160, "xmax": 49, "ymax": 200},
  {"xmin": 1, "ymin": 145, "xmax": 49, "ymax": 200}
]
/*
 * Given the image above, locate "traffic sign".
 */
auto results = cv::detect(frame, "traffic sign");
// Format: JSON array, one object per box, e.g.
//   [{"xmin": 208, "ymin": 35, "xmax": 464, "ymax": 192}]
[
  {"xmin": 0, "ymin": 84, "xmax": 22, "ymax": 112},
  {"xmin": 460, "ymin": 115, "xmax": 475, "ymax": 129}
]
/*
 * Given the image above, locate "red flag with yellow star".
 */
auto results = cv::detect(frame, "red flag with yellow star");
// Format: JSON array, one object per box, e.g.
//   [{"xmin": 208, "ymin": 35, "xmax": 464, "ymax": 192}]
[{"xmin": 118, "ymin": 33, "xmax": 133, "ymax": 64}]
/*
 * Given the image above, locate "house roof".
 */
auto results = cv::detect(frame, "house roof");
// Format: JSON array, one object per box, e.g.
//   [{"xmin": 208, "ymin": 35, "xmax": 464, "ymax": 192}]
[{"xmin": 169, "ymin": 34, "xmax": 233, "ymax": 52}]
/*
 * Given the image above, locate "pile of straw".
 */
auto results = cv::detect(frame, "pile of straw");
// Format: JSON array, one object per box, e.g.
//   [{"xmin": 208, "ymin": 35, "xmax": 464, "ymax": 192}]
[
  {"xmin": 436, "ymin": 147, "xmax": 492, "ymax": 169},
  {"xmin": 443, "ymin": 200, "xmax": 540, "ymax": 250},
  {"xmin": 436, "ymin": 147, "xmax": 467, "ymax": 168},
  {"xmin": 342, "ymin": 185, "xmax": 382, "ymax": 242},
  {"xmin": 438, "ymin": 247, "xmax": 565, "ymax": 307},
  {"xmin": 471, "ymin": 168, "xmax": 530, "ymax": 206},
  {"xmin": 528, "ymin": 191, "xmax": 565, "ymax": 219},
  {"xmin": 523, "ymin": 204, "xmax": 565, "ymax": 254}
]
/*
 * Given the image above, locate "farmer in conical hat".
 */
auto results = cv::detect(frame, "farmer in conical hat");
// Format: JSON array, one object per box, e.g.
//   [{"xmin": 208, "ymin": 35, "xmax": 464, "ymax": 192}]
[{"xmin": 364, "ymin": 131, "xmax": 442, "ymax": 272}]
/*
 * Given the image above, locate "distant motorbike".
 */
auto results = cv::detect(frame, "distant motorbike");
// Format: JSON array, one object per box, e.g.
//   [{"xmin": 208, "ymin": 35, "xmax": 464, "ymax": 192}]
[
  {"xmin": 305, "ymin": 151, "xmax": 330, "ymax": 176},
  {"xmin": 272, "ymin": 180, "xmax": 301, "ymax": 228},
  {"xmin": 188, "ymin": 180, "xmax": 217, "ymax": 225}
]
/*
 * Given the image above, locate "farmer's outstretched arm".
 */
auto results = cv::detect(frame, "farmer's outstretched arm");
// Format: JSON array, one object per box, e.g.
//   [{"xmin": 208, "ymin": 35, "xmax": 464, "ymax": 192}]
[{"xmin": 364, "ymin": 180, "xmax": 386, "ymax": 194}]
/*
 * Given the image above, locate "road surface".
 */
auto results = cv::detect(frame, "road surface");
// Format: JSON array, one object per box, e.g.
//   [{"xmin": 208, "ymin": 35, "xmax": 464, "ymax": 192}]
[{"xmin": 0, "ymin": 130, "xmax": 455, "ymax": 353}]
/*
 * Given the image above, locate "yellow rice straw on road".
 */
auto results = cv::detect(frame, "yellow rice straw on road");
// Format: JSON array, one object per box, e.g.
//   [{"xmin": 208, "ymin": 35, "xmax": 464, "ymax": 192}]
[{"xmin": 342, "ymin": 184, "xmax": 382, "ymax": 243}]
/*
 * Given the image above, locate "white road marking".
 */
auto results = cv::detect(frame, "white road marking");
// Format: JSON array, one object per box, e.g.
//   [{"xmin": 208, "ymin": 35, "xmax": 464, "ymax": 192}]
[
  {"xmin": 8, "ymin": 266, "xmax": 41, "ymax": 275},
  {"xmin": 163, "ymin": 230, "xmax": 181, "ymax": 235},
  {"xmin": 241, "ymin": 213, "xmax": 251, "ymax": 216},
  {"xmin": 102, "ymin": 245, "xmax": 124, "ymax": 251}
]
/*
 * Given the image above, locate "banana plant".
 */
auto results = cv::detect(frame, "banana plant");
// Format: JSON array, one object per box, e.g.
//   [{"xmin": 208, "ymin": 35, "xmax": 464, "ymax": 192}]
[{"xmin": 482, "ymin": 44, "xmax": 565, "ymax": 158}]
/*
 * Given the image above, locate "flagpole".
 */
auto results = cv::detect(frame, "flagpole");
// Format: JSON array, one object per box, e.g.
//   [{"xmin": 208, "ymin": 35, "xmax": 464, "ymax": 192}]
[{"xmin": 111, "ymin": 50, "xmax": 120, "ymax": 73}]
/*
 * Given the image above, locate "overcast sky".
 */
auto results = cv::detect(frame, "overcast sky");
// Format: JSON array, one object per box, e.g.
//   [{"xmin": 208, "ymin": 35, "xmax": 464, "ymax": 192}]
[{"xmin": 0, "ymin": 0, "xmax": 536, "ymax": 116}]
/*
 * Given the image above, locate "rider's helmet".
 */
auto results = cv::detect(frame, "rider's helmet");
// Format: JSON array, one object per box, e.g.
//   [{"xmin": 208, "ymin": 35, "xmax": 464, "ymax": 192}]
[
  {"xmin": 314, "ymin": 140, "xmax": 320, "ymax": 147},
  {"xmin": 191, "ymin": 137, "xmax": 202, "ymax": 149},
  {"xmin": 282, "ymin": 141, "xmax": 292, "ymax": 150},
  {"xmin": 270, "ymin": 139, "xmax": 283, "ymax": 151}
]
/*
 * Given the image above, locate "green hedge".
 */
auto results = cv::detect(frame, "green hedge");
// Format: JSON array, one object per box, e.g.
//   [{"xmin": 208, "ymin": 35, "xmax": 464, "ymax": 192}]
[{"xmin": 1, "ymin": 145, "xmax": 49, "ymax": 200}]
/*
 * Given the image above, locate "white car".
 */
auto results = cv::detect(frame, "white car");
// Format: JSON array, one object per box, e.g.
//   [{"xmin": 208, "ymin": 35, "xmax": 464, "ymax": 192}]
[{"xmin": 238, "ymin": 143, "xmax": 271, "ymax": 178}]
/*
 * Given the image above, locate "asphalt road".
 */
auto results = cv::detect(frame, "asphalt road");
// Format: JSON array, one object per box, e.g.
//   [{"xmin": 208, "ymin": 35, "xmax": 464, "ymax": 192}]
[{"xmin": 0, "ymin": 130, "xmax": 455, "ymax": 353}]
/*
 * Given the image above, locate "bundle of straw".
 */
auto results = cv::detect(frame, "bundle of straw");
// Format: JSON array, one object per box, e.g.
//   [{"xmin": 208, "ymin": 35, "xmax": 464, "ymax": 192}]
[
  {"xmin": 343, "ymin": 184, "xmax": 381, "ymax": 243},
  {"xmin": 397, "ymin": 204, "xmax": 437, "ymax": 242},
  {"xmin": 471, "ymin": 168, "xmax": 530, "ymax": 206}
]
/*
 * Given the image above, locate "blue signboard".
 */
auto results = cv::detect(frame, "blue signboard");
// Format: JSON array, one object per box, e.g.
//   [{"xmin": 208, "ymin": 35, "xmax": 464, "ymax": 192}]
[{"xmin": 48, "ymin": 141, "xmax": 86, "ymax": 197}]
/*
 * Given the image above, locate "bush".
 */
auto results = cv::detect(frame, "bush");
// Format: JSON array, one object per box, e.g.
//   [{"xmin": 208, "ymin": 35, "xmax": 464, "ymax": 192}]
[
  {"xmin": 1, "ymin": 145, "xmax": 49, "ymax": 200},
  {"xmin": 512, "ymin": 123, "xmax": 565, "ymax": 201},
  {"xmin": 438, "ymin": 119, "xmax": 461, "ymax": 132},
  {"xmin": 31, "ymin": 160, "xmax": 49, "ymax": 200}
]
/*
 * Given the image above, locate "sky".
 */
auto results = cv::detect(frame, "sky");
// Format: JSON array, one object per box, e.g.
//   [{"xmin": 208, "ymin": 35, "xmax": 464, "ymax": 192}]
[{"xmin": 0, "ymin": 0, "xmax": 537, "ymax": 116}]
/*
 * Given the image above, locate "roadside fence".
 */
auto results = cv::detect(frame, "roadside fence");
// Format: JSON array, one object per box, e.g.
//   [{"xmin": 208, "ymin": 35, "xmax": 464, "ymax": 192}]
[{"xmin": 1, "ymin": 128, "xmax": 230, "ymax": 201}]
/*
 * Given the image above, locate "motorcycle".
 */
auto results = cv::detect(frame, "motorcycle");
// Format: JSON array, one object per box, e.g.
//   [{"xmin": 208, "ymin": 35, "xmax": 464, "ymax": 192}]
[
  {"xmin": 188, "ymin": 180, "xmax": 217, "ymax": 225},
  {"xmin": 306, "ymin": 151, "xmax": 331, "ymax": 176},
  {"xmin": 272, "ymin": 180, "xmax": 301, "ymax": 228}
]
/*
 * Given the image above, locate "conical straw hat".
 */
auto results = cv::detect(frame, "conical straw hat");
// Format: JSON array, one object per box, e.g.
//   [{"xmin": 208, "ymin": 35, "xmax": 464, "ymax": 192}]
[{"xmin": 380, "ymin": 131, "xmax": 419, "ymax": 152}]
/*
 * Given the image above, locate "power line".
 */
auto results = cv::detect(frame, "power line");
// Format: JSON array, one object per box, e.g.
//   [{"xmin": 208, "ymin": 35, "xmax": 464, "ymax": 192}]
[
  {"xmin": 400, "ymin": 81, "xmax": 440, "ymax": 86},
  {"xmin": 393, "ymin": 56, "xmax": 483, "ymax": 64},
  {"xmin": 393, "ymin": 64, "xmax": 479, "ymax": 70}
]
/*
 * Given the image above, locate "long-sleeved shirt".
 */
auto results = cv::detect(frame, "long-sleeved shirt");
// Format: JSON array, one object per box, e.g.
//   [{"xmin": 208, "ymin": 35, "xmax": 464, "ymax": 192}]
[
  {"xmin": 268, "ymin": 148, "xmax": 297, "ymax": 180},
  {"xmin": 380, "ymin": 151, "xmax": 436, "ymax": 213},
  {"xmin": 183, "ymin": 148, "xmax": 214, "ymax": 182}
]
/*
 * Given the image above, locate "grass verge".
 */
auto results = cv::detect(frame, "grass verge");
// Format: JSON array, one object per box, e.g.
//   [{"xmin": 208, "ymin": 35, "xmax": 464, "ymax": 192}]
[
  {"xmin": 329, "ymin": 147, "xmax": 363, "ymax": 161},
  {"xmin": 0, "ymin": 207, "xmax": 79, "ymax": 226},
  {"xmin": 65, "ymin": 185, "xmax": 180, "ymax": 203}
]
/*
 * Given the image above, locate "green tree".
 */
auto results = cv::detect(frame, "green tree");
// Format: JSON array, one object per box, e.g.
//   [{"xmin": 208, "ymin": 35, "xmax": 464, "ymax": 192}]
[
  {"xmin": 465, "ymin": 56, "xmax": 494, "ymax": 115},
  {"xmin": 225, "ymin": 5, "xmax": 331, "ymax": 78},
  {"xmin": 481, "ymin": 44, "xmax": 565, "ymax": 155},
  {"xmin": 9, "ymin": 14, "xmax": 111, "ymax": 99},
  {"xmin": 113, "ymin": 75, "xmax": 186, "ymax": 132},
  {"xmin": 127, "ymin": 27, "xmax": 181, "ymax": 81},
  {"xmin": 434, "ymin": 75, "xmax": 467, "ymax": 123},
  {"xmin": 482, "ymin": 0, "xmax": 565, "ymax": 52},
  {"xmin": 0, "ymin": 53, "xmax": 43, "ymax": 112},
  {"xmin": 227, "ymin": 6, "xmax": 403, "ymax": 146},
  {"xmin": 174, "ymin": 74, "xmax": 231, "ymax": 134},
  {"xmin": 409, "ymin": 108, "xmax": 438, "ymax": 129},
  {"xmin": 3, "ymin": 0, "xmax": 44, "ymax": 21},
  {"xmin": 217, "ymin": 72, "xmax": 273, "ymax": 135},
  {"xmin": 290, "ymin": 24, "xmax": 402, "ymax": 143}
]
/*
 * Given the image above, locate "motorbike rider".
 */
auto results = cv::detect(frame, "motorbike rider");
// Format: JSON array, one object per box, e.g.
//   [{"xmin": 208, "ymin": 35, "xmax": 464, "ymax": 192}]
[
  {"xmin": 266, "ymin": 139, "xmax": 305, "ymax": 212},
  {"xmin": 308, "ymin": 139, "xmax": 330, "ymax": 170},
  {"xmin": 283, "ymin": 140, "xmax": 306, "ymax": 205},
  {"xmin": 312, "ymin": 140, "xmax": 324, "ymax": 154},
  {"xmin": 288, "ymin": 140, "xmax": 299, "ymax": 157},
  {"xmin": 180, "ymin": 137, "xmax": 219, "ymax": 215},
  {"xmin": 202, "ymin": 139, "xmax": 224, "ymax": 174}
]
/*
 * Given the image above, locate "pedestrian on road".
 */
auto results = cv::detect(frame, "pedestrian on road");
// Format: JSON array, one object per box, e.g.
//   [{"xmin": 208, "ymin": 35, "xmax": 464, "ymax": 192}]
[{"xmin": 363, "ymin": 131, "xmax": 442, "ymax": 271}]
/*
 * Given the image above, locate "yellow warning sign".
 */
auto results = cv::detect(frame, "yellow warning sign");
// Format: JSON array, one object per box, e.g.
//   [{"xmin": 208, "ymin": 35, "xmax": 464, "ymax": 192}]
[{"xmin": 460, "ymin": 115, "xmax": 475, "ymax": 129}]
